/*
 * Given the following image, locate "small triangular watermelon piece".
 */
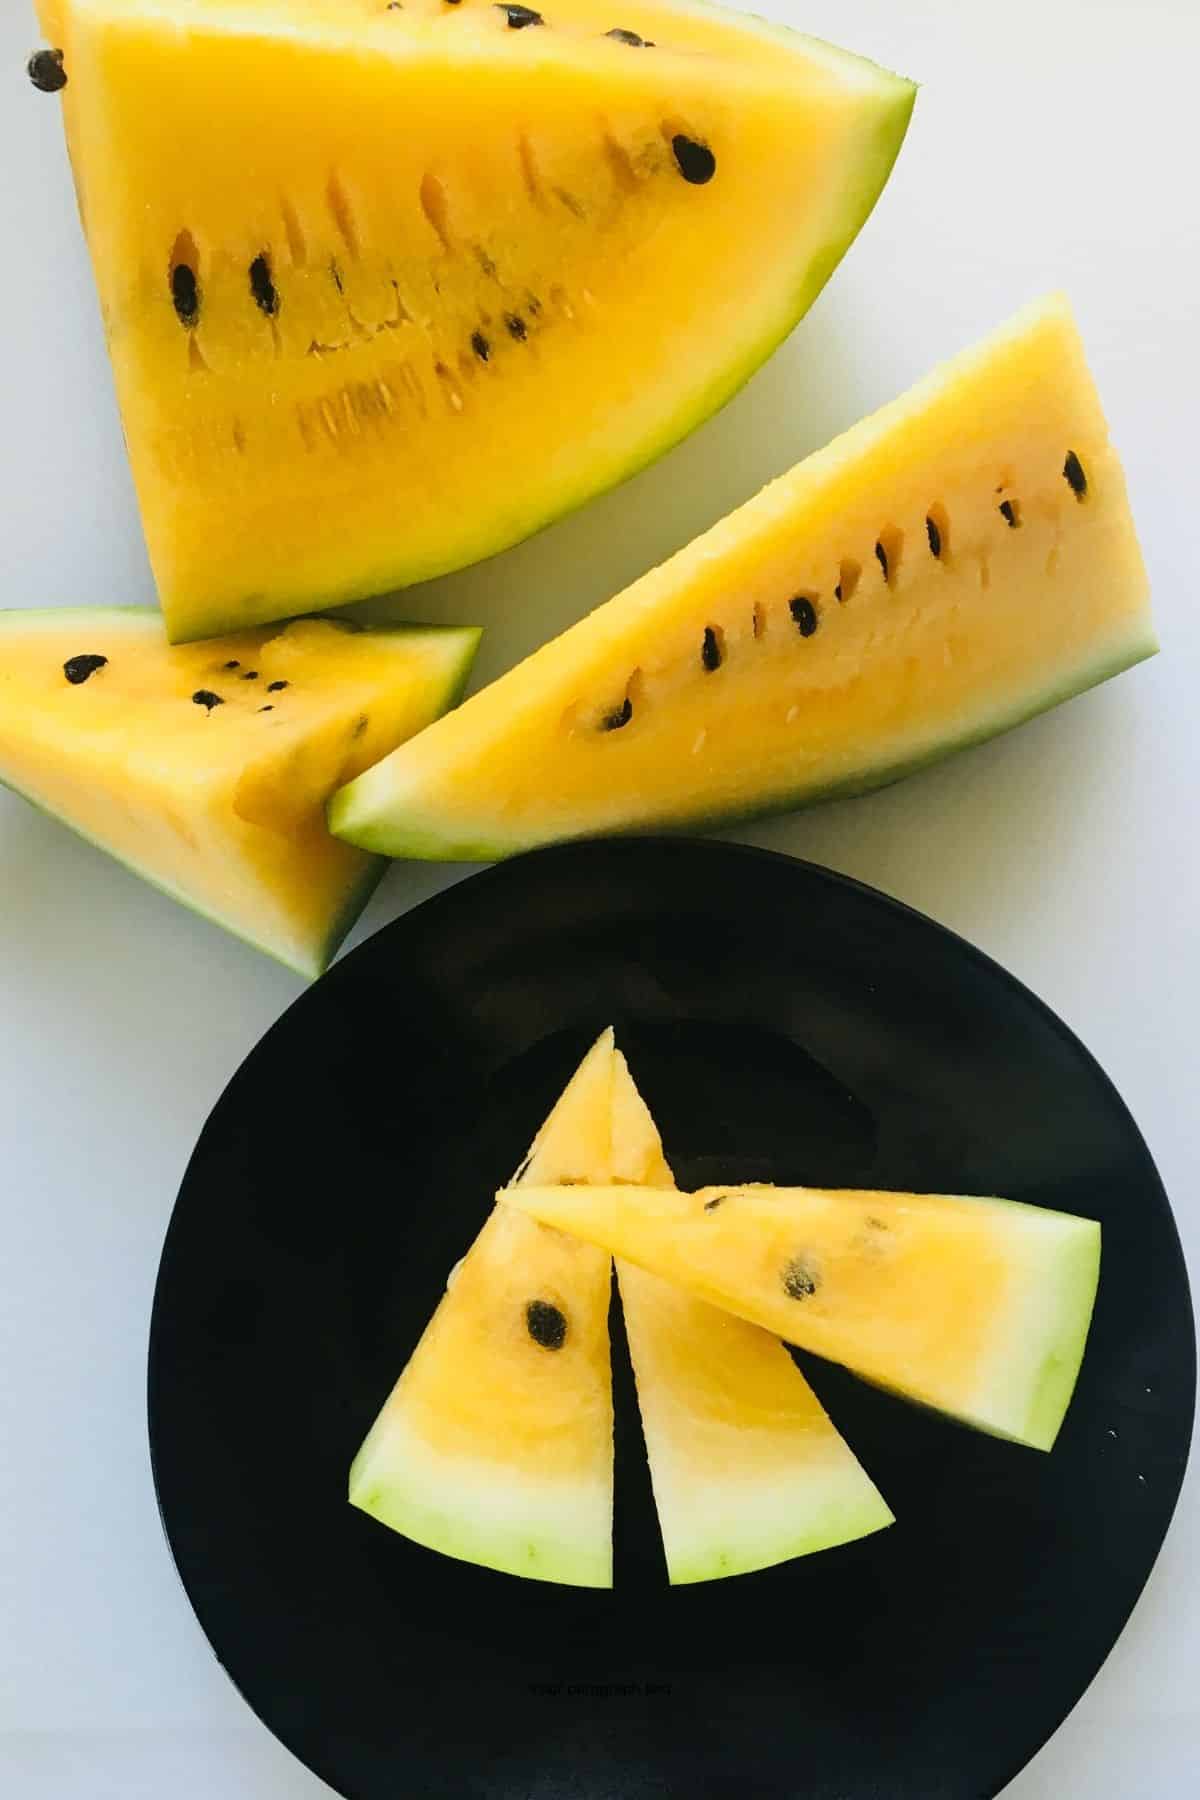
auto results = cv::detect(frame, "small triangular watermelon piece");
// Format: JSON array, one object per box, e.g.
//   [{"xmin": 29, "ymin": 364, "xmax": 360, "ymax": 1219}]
[
  {"xmin": 504, "ymin": 1181, "xmax": 1101, "ymax": 1450},
  {"xmin": 36, "ymin": 0, "xmax": 913, "ymax": 639},
  {"xmin": 349, "ymin": 1030, "xmax": 624, "ymax": 1586},
  {"xmin": 0, "ymin": 609, "xmax": 477, "ymax": 976},
  {"xmin": 610, "ymin": 1050, "xmax": 892, "ymax": 1581},
  {"xmin": 619, "ymin": 1263, "xmax": 895, "ymax": 1580}
]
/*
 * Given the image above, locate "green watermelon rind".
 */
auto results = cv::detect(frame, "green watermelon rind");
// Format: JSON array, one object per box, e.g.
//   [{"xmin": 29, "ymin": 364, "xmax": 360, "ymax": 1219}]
[
  {"xmin": 0, "ymin": 609, "xmax": 481, "ymax": 978},
  {"xmin": 328, "ymin": 622, "xmax": 1157, "ymax": 862}
]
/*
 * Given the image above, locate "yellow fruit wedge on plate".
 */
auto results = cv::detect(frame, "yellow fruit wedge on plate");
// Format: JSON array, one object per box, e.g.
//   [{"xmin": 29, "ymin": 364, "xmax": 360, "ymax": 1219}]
[{"xmin": 505, "ymin": 1179, "xmax": 1101, "ymax": 1450}]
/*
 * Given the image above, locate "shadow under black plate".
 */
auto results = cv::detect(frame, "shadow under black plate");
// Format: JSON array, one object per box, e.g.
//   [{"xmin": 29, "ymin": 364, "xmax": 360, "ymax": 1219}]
[{"xmin": 148, "ymin": 839, "xmax": 1195, "ymax": 1800}]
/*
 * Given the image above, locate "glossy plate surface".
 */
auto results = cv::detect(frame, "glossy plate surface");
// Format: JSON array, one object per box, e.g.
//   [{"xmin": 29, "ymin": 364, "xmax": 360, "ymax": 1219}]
[{"xmin": 149, "ymin": 839, "xmax": 1195, "ymax": 1800}]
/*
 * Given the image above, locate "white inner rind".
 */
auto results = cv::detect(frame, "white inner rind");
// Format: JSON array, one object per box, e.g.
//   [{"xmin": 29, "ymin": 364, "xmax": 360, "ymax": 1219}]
[
  {"xmin": 966, "ymin": 1201, "xmax": 1101, "ymax": 1450},
  {"xmin": 349, "ymin": 1406, "xmax": 613, "ymax": 1587}
]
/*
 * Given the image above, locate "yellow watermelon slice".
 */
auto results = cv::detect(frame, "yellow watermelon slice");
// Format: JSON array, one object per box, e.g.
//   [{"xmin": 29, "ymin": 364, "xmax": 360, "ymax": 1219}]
[
  {"xmin": 619, "ymin": 1261, "xmax": 895, "ymax": 1581},
  {"xmin": 34, "ymin": 0, "xmax": 913, "ymax": 639},
  {"xmin": 348, "ymin": 1029, "xmax": 623, "ymax": 1585},
  {"xmin": 0, "ymin": 609, "xmax": 476, "ymax": 975},
  {"xmin": 332, "ymin": 295, "xmax": 1155, "ymax": 859},
  {"xmin": 504, "ymin": 1180, "xmax": 1102, "ymax": 1450}
]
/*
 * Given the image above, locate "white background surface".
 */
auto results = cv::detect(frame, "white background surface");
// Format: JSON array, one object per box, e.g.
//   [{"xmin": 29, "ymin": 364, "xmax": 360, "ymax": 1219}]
[{"xmin": 0, "ymin": 0, "xmax": 1196, "ymax": 1794}]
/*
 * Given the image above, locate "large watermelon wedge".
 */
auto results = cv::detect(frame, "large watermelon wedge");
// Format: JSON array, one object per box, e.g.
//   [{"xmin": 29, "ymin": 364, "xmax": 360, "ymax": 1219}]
[
  {"xmin": 35, "ymin": 0, "xmax": 913, "ymax": 640},
  {"xmin": 331, "ymin": 295, "xmax": 1155, "ymax": 859},
  {"xmin": 505, "ymin": 1180, "xmax": 1102, "ymax": 1450}
]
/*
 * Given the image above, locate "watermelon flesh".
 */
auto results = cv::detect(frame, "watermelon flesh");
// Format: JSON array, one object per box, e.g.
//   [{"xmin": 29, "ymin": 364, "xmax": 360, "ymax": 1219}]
[
  {"xmin": 0, "ymin": 610, "xmax": 477, "ymax": 976},
  {"xmin": 36, "ymin": 0, "xmax": 912, "ymax": 640},
  {"xmin": 349, "ymin": 1029, "xmax": 623, "ymax": 1586},
  {"xmin": 505, "ymin": 1182, "xmax": 1102, "ymax": 1450},
  {"xmin": 331, "ymin": 294, "xmax": 1155, "ymax": 860}
]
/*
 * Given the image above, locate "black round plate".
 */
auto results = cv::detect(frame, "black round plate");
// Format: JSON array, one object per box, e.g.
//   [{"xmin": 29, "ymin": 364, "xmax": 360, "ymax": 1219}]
[{"xmin": 149, "ymin": 840, "xmax": 1194, "ymax": 1800}]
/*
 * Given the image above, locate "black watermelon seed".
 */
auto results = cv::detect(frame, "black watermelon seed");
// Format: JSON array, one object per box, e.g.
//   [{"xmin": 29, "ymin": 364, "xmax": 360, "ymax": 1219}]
[
  {"xmin": 241, "ymin": 670, "xmax": 260, "ymax": 681},
  {"xmin": 171, "ymin": 262, "xmax": 200, "ymax": 328},
  {"xmin": 875, "ymin": 540, "xmax": 889, "ymax": 582},
  {"xmin": 703, "ymin": 1193, "xmax": 727, "ymax": 1211},
  {"xmin": 607, "ymin": 27, "xmax": 647, "ymax": 44},
  {"xmin": 497, "ymin": 4, "xmax": 544, "ymax": 26},
  {"xmin": 926, "ymin": 514, "xmax": 942, "ymax": 558},
  {"xmin": 671, "ymin": 135, "xmax": 716, "ymax": 185},
  {"xmin": 789, "ymin": 595, "xmax": 818, "ymax": 637},
  {"xmin": 267, "ymin": 679, "xmax": 288, "ymax": 692},
  {"xmin": 259, "ymin": 704, "xmax": 274, "ymax": 712},
  {"xmin": 1063, "ymin": 450, "xmax": 1088, "ymax": 498},
  {"xmin": 782, "ymin": 1256, "xmax": 819, "ymax": 1300},
  {"xmin": 701, "ymin": 626, "xmax": 722, "ymax": 671},
  {"xmin": 999, "ymin": 499, "xmax": 1018, "ymax": 527},
  {"xmin": 505, "ymin": 313, "xmax": 528, "ymax": 341},
  {"xmin": 223, "ymin": 659, "xmax": 240, "ymax": 670},
  {"xmin": 601, "ymin": 696, "xmax": 633, "ymax": 731},
  {"xmin": 834, "ymin": 583, "xmax": 842, "ymax": 602},
  {"xmin": 526, "ymin": 1299, "xmax": 567, "ymax": 1349},
  {"xmin": 192, "ymin": 689, "xmax": 224, "ymax": 711},
  {"xmin": 387, "ymin": 2, "xmax": 403, "ymax": 8},
  {"xmin": 27, "ymin": 48, "xmax": 67, "ymax": 93},
  {"xmin": 471, "ymin": 330, "xmax": 491, "ymax": 362},
  {"xmin": 249, "ymin": 254, "xmax": 279, "ymax": 317},
  {"xmin": 63, "ymin": 653, "xmax": 107, "ymax": 686}
]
